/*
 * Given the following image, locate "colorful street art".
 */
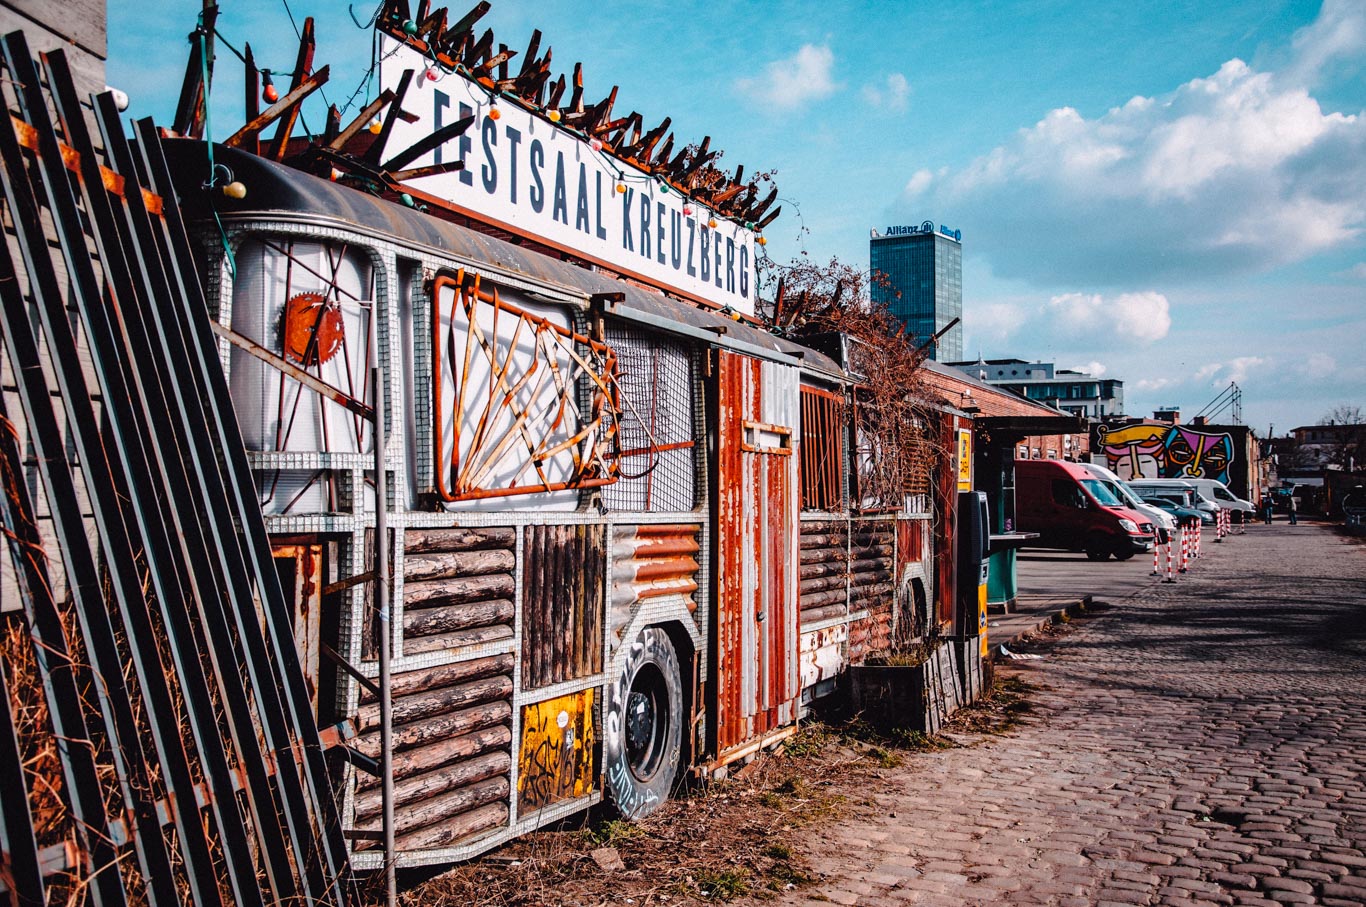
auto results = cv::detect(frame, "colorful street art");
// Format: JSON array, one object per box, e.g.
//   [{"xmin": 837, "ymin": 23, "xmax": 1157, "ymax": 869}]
[{"xmin": 1097, "ymin": 422, "xmax": 1235, "ymax": 484}]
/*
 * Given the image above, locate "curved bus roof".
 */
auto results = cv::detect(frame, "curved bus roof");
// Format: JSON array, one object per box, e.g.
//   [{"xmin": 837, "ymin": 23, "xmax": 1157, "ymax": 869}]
[{"xmin": 163, "ymin": 141, "xmax": 843, "ymax": 380}]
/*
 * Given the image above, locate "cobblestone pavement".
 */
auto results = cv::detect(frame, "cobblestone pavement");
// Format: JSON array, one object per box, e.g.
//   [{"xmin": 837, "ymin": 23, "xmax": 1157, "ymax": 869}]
[{"xmin": 779, "ymin": 523, "xmax": 1366, "ymax": 906}]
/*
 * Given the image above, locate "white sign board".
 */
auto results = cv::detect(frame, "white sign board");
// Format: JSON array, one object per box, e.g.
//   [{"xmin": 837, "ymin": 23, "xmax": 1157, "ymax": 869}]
[{"xmin": 381, "ymin": 38, "xmax": 759, "ymax": 315}]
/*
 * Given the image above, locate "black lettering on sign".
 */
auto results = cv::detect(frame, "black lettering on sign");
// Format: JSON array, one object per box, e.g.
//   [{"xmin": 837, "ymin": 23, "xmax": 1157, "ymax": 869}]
[
  {"xmin": 639, "ymin": 195, "xmax": 652, "ymax": 259},
  {"xmin": 575, "ymin": 163, "xmax": 591, "ymax": 234},
  {"xmin": 725, "ymin": 237, "xmax": 735, "ymax": 293},
  {"xmin": 505, "ymin": 126, "xmax": 522, "ymax": 203},
  {"xmin": 529, "ymin": 139, "xmax": 545, "ymax": 212},
  {"xmin": 656, "ymin": 202, "xmax": 667, "ymax": 265},
  {"xmin": 714, "ymin": 232, "xmax": 723, "ymax": 288},
  {"xmin": 740, "ymin": 245, "xmax": 749, "ymax": 298},
  {"xmin": 552, "ymin": 151, "xmax": 568, "ymax": 224},
  {"xmin": 595, "ymin": 172, "xmax": 608, "ymax": 240},
  {"xmin": 434, "ymin": 90, "xmax": 450, "ymax": 166},
  {"xmin": 670, "ymin": 210, "xmax": 682, "ymax": 269},
  {"xmin": 621, "ymin": 188, "xmax": 634, "ymax": 252},
  {"xmin": 700, "ymin": 228, "xmax": 710, "ymax": 282},
  {"xmin": 458, "ymin": 102, "xmax": 475, "ymax": 186},
  {"xmin": 686, "ymin": 218, "xmax": 696, "ymax": 276},
  {"xmin": 480, "ymin": 116, "xmax": 497, "ymax": 194}
]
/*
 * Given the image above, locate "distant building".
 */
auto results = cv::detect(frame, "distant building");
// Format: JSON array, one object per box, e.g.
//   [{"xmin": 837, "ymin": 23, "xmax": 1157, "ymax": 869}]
[
  {"xmin": 1288, "ymin": 422, "xmax": 1366, "ymax": 471},
  {"xmin": 870, "ymin": 222, "xmax": 963, "ymax": 361},
  {"xmin": 947, "ymin": 357, "xmax": 1124, "ymax": 420}
]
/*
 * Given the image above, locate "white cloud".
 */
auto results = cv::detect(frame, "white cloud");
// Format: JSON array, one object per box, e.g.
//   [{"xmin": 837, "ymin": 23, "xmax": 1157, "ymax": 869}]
[
  {"xmin": 1135, "ymin": 377, "xmax": 1175, "ymax": 392},
  {"xmin": 1344, "ymin": 262, "xmax": 1366, "ymax": 279},
  {"xmin": 1195, "ymin": 357, "xmax": 1269, "ymax": 385},
  {"xmin": 862, "ymin": 72, "xmax": 910, "ymax": 112},
  {"xmin": 1067, "ymin": 360, "xmax": 1107, "ymax": 377},
  {"xmin": 1299, "ymin": 352, "xmax": 1337, "ymax": 379},
  {"xmin": 1043, "ymin": 291, "xmax": 1171, "ymax": 344},
  {"xmin": 903, "ymin": 13, "xmax": 1366, "ymax": 287},
  {"xmin": 734, "ymin": 44, "xmax": 838, "ymax": 111},
  {"xmin": 1285, "ymin": 0, "xmax": 1366, "ymax": 88},
  {"xmin": 966, "ymin": 301, "xmax": 1027, "ymax": 345},
  {"xmin": 904, "ymin": 168, "xmax": 934, "ymax": 196}
]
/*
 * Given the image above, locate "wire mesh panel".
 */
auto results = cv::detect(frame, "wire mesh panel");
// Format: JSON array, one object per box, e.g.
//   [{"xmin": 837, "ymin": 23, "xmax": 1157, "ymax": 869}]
[{"xmin": 602, "ymin": 322, "xmax": 697, "ymax": 513}]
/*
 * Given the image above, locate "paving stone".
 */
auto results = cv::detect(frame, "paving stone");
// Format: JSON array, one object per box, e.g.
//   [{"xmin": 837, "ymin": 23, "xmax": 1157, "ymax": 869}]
[{"xmin": 764, "ymin": 526, "xmax": 1366, "ymax": 907}]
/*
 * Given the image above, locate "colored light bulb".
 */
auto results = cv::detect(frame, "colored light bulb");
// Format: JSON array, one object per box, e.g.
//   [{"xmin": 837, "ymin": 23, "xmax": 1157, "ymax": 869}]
[
  {"xmin": 222, "ymin": 181, "xmax": 247, "ymax": 199},
  {"xmin": 548, "ymin": 109, "xmax": 562, "ymax": 123},
  {"xmin": 589, "ymin": 138, "xmax": 603, "ymax": 151},
  {"xmin": 368, "ymin": 118, "xmax": 383, "ymax": 134},
  {"xmin": 402, "ymin": 19, "xmax": 418, "ymax": 35},
  {"xmin": 424, "ymin": 66, "xmax": 440, "ymax": 82},
  {"xmin": 489, "ymin": 105, "xmax": 501, "ymax": 121}
]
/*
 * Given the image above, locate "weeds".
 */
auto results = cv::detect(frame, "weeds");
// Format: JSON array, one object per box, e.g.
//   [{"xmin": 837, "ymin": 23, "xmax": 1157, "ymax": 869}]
[
  {"xmin": 581, "ymin": 818, "xmax": 642, "ymax": 847},
  {"xmin": 694, "ymin": 867, "xmax": 750, "ymax": 900}
]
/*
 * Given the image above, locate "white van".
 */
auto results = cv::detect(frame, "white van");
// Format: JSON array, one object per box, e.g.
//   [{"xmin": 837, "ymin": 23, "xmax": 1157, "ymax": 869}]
[{"xmin": 1130, "ymin": 478, "xmax": 1253, "ymax": 513}]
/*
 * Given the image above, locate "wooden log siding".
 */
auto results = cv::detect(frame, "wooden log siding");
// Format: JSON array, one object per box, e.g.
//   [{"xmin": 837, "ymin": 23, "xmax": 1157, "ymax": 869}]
[
  {"xmin": 846, "ymin": 519, "xmax": 896, "ymax": 662},
  {"xmin": 402, "ymin": 526, "xmax": 516, "ymax": 655},
  {"xmin": 522, "ymin": 524, "xmax": 606, "ymax": 689},
  {"xmin": 352, "ymin": 650, "xmax": 513, "ymax": 850},
  {"xmin": 798, "ymin": 519, "xmax": 849, "ymax": 626}
]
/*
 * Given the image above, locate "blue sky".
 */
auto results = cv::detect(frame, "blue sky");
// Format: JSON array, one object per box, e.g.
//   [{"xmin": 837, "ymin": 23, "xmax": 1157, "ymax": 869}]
[{"xmin": 107, "ymin": 0, "xmax": 1366, "ymax": 436}]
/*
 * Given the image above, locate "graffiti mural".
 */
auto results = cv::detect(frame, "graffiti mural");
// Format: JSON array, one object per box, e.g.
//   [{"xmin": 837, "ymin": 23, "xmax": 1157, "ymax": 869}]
[
  {"xmin": 1097, "ymin": 422, "xmax": 1235, "ymax": 484},
  {"xmin": 517, "ymin": 690, "xmax": 597, "ymax": 812}
]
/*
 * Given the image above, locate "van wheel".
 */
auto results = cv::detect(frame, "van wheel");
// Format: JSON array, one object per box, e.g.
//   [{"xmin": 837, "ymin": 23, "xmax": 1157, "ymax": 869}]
[
  {"xmin": 604, "ymin": 627, "xmax": 683, "ymax": 820},
  {"xmin": 1113, "ymin": 548, "xmax": 1136, "ymax": 561},
  {"xmin": 1085, "ymin": 537, "xmax": 1110, "ymax": 561}
]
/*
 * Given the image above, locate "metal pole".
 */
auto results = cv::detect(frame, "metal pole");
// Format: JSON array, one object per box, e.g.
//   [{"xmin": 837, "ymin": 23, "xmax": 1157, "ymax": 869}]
[{"xmin": 373, "ymin": 312, "xmax": 397, "ymax": 907}]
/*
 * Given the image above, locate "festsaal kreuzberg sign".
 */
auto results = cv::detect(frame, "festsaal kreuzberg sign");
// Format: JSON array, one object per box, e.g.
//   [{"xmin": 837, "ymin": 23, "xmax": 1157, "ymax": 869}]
[{"xmin": 381, "ymin": 38, "xmax": 759, "ymax": 316}]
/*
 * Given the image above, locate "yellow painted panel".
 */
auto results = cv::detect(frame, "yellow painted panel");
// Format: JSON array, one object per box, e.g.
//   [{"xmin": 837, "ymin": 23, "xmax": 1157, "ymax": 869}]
[{"xmin": 518, "ymin": 689, "xmax": 597, "ymax": 811}]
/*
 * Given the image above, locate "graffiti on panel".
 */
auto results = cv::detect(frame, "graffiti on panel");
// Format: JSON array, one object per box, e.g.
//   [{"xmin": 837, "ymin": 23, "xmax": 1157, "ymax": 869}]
[
  {"xmin": 517, "ymin": 690, "xmax": 596, "ymax": 812},
  {"xmin": 1097, "ymin": 422, "xmax": 1235, "ymax": 483}
]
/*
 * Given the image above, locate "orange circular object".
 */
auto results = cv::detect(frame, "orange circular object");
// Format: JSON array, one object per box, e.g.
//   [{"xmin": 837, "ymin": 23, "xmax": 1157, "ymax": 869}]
[{"xmin": 282, "ymin": 292, "xmax": 345, "ymax": 365}]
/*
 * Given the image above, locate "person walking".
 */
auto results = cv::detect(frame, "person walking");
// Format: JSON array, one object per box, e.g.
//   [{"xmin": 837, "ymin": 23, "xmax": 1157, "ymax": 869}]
[
  {"xmin": 1287, "ymin": 492, "xmax": 1298, "ymax": 525},
  {"xmin": 1261, "ymin": 495, "xmax": 1273, "ymax": 525}
]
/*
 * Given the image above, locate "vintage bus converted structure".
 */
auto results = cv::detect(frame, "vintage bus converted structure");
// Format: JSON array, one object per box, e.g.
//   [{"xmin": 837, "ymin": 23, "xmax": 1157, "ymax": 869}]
[{"xmin": 164, "ymin": 139, "xmax": 975, "ymax": 867}]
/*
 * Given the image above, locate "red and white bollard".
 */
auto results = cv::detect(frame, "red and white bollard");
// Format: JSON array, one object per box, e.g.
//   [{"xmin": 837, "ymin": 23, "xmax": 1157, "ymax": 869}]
[
  {"xmin": 1179, "ymin": 523, "xmax": 1190, "ymax": 572},
  {"xmin": 1153, "ymin": 536, "xmax": 1163, "ymax": 575},
  {"xmin": 1195, "ymin": 520, "xmax": 1202, "ymax": 557},
  {"xmin": 1164, "ymin": 534, "xmax": 1176, "ymax": 582}
]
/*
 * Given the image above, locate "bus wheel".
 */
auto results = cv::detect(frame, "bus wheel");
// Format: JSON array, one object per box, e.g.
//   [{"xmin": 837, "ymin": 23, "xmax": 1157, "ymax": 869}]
[{"xmin": 604, "ymin": 627, "xmax": 683, "ymax": 820}]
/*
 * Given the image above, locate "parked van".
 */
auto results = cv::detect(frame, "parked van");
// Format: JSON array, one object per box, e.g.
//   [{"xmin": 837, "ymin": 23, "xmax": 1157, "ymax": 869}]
[
  {"xmin": 1130, "ymin": 478, "xmax": 1249, "ymax": 514},
  {"xmin": 1078, "ymin": 463, "xmax": 1176, "ymax": 544},
  {"xmin": 1015, "ymin": 460, "xmax": 1156, "ymax": 560}
]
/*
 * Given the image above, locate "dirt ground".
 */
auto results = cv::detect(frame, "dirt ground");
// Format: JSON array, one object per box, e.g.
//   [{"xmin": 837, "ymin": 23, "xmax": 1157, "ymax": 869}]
[{"xmin": 380, "ymin": 639, "xmax": 1054, "ymax": 907}]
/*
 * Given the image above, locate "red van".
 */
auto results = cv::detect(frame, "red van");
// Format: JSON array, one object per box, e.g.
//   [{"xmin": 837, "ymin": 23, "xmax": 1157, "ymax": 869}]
[{"xmin": 1015, "ymin": 459, "xmax": 1156, "ymax": 560}]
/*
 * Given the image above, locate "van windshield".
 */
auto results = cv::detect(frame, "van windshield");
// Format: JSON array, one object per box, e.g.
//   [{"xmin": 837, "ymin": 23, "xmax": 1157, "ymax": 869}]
[
  {"xmin": 1105, "ymin": 480, "xmax": 1142, "ymax": 508},
  {"xmin": 1080, "ymin": 479, "xmax": 1123, "ymax": 507}
]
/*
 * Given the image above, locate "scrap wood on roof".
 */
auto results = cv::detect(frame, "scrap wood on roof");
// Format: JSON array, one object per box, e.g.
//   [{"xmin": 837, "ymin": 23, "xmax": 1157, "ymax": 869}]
[{"xmin": 167, "ymin": 0, "xmax": 780, "ymax": 233}]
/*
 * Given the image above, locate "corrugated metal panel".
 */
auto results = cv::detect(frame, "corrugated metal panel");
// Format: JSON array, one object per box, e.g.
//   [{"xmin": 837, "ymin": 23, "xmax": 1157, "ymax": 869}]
[
  {"xmin": 798, "ymin": 518, "xmax": 848, "ymax": 625},
  {"xmin": 799, "ymin": 624, "xmax": 847, "ymax": 693},
  {"xmin": 352, "ymin": 653, "xmax": 513, "ymax": 850},
  {"xmin": 609, "ymin": 524, "xmax": 700, "ymax": 641},
  {"xmin": 522, "ymin": 524, "xmax": 606, "ymax": 689},
  {"xmin": 402, "ymin": 527, "xmax": 517, "ymax": 655},
  {"xmin": 714, "ymin": 351, "xmax": 798, "ymax": 756}
]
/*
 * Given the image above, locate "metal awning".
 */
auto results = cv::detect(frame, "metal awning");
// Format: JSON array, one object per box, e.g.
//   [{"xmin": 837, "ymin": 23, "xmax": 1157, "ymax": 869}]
[{"xmin": 976, "ymin": 414, "xmax": 1085, "ymax": 439}]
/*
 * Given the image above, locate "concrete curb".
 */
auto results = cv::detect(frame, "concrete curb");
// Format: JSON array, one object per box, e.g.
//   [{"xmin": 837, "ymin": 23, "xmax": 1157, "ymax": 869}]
[{"xmin": 992, "ymin": 594, "xmax": 1096, "ymax": 658}]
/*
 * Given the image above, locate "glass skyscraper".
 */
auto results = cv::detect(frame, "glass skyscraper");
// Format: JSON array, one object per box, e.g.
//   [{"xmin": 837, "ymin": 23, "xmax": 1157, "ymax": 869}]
[{"xmin": 869, "ymin": 225, "xmax": 963, "ymax": 362}]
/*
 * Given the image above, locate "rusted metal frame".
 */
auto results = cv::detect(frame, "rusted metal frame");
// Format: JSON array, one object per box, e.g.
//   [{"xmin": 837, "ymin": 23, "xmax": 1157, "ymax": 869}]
[
  {"xmin": 52, "ymin": 65, "xmax": 295, "ymax": 906},
  {"xmin": 430, "ymin": 272, "xmax": 617, "ymax": 501},
  {"xmin": 319, "ymin": 641, "xmax": 381, "ymax": 698},
  {"xmin": 1, "ymin": 40, "xmax": 240, "ymax": 906},
  {"xmin": 131, "ymin": 117, "xmax": 353, "ymax": 897},
  {"xmin": 0, "ymin": 652, "xmax": 44, "ymax": 904},
  {"xmin": 103, "ymin": 111, "xmax": 329, "ymax": 903},
  {"xmin": 87, "ymin": 83, "xmax": 319, "ymax": 902},
  {"xmin": 242, "ymin": 42, "xmax": 260, "ymax": 155},
  {"xmin": 613, "ymin": 439, "xmax": 695, "ymax": 459},
  {"xmin": 212, "ymin": 321, "xmax": 375, "ymax": 420},
  {"xmin": 0, "ymin": 395, "xmax": 136, "ymax": 906},
  {"xmin": 4, "ymin": 42, "xmax": 245, "ymax": 907},
  {"xmin": 224, "ymin": 64, "xmax": 330, "ymax": 150},
  {"xmin": 740, "ymin": 420, "xmax": 793, "ymax": 456},
  {"xmin": 8, "ymin": 115, "xmax": 132, "ymax": 199}
]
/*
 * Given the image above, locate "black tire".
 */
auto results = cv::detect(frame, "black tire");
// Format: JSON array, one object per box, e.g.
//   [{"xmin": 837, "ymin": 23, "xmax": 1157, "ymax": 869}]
[
  {"xmin": 604, "ymin": 627, "xmax": 683, "ymax": 820},
  {"xmin": 1085, "ymin": 536, "xmax": 1110, "ymax": 561},
  {"xmin": 1113, "ymin": 547, "xmax": 1136, "ymax": 561}
]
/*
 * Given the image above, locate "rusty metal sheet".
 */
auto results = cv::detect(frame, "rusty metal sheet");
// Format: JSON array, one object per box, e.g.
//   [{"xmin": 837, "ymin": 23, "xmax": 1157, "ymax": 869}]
[
  {"xmin": 609, "ymin": 524, "xmax": 700, "ymax": 639},
  {"xmin": 517, "ymin": 690, "xmax": 596, "ymax": 812},
  {"xmin": 799, "ymin": 624, "xmax": 847, "ymax": 692},
  {"xmin": 522, "ymin": 524, "xmax": 605, "ymax": 689},
  {"xmin": 714, "ymin": 351, "xmax": 798, "ymax": 756},
  {"xmin": 800, "ymin": 385, "xmax": 844, "ymax": 512}
]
